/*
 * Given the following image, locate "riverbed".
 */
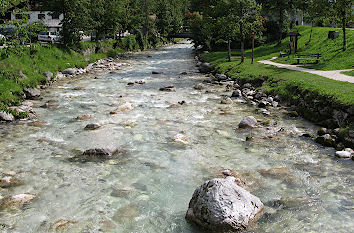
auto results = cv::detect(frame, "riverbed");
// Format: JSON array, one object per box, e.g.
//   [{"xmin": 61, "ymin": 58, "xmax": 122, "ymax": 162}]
[{"xmin": 0, "ymin": 41, "xmax": 353, "ymax": 232}]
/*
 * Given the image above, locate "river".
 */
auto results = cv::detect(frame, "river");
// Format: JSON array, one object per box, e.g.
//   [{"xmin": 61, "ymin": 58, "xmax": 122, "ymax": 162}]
[{"xmin": 0, "ymin": 41, "xmax": 353, "ymax": 232}]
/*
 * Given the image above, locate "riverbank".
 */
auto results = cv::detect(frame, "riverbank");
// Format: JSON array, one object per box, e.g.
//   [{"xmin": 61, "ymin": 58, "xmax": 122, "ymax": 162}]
[{"xmin": 0, "ymin": 37, "xmax": 180, "ymax": 120}]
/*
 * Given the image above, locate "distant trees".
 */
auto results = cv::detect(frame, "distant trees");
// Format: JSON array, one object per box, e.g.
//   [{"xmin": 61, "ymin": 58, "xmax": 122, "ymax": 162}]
[
  {"xmin": 215, "ymin": 0, "xmax": 262, "ymax": 62},
  {"xmin": 331, "ymin": 0, "xmax": 353, "ymax": 51}
]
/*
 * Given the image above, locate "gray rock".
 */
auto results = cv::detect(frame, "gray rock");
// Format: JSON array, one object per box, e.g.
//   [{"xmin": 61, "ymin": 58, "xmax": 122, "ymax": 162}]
[
  {"xmin": 271, "ymin": 101, "xmax": 279, "ymax": 108},
  {"xmin": 198, "ymin": 63, "xmax": 214, "ymax": 73},
  {"xmin": 315, "ymin": 134, "xmax": 335, "ymax": 147},
  {"xmin": 317, "ymin": 128, "xmax": 328, "ymax": 136},
  {"xmin": 243, "ymin": 83, "xmax": 252, "ymax": 88},
  {"xmin": 23, "ymin": 88, "xmax": 41, "ymax": 99},
  {"xmin": 62, "ymin": 68, "xmax": 76, "ymax": 75},
  {"xmin": 0, "ymin": 111, "xmax": 14, "ymax": 122},
  {"xmin": 185, "ymin": 177, "xmax": 264, "ymax": 231},
  {"xmin": 335, "ymin": 151, "xmax": 352, "ymax": 158},
  {"xmin": 258, "ymin": 101, "xmax": 268, "ymax": 108},
  {"xmin": 239, "ymin": 116, "xmax": 257, "ymax": 129},
  {"xmin": 215, "ymin": 73, "xmax": 227, "ymax": 81},
  {"xmin": 231, "ymin": 89, "xmax": 242, "ymax": 98},
  {"xmin": 44, "ymin": 72, "xmax": 53, "ymax": 81},
  {"xmin": 203, "ymin": 78, "xmax": 212, "ymax": 83},
  {"xmin": 194, "ymin": 84, "xmax": 204, "ymax": 90},
  {"xmin": 81, "ymin": 148, "xmax": 125, "ymax": 161}
]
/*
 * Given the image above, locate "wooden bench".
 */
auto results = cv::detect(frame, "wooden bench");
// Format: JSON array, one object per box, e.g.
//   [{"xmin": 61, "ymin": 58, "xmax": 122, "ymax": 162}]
[
  {"xmin": 280, "ymin": 52, "xmax": 289, "ymax": 57},
  {"xmin": 231, "ymin": 49, "xmax": 245, "ymax": 58},
  {"xmin": 294, "ymin": 53, "xmax": 321, "ymax": 64}
]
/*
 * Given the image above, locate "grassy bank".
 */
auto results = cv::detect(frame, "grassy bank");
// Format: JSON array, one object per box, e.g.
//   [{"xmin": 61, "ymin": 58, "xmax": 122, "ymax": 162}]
[
  {"xmin": 200, "ymin": 26, "xmax": 354, "ymax": 107},
  {"xmin": 0, "ymin": 37, "xmax": 180, "ymax": 112}
]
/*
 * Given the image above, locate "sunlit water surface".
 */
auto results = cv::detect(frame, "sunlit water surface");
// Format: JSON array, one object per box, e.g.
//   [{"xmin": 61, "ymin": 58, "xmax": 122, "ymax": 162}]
[{"xmin": 0, "ymin": 42, "xmax": 353, "ymax": 233}]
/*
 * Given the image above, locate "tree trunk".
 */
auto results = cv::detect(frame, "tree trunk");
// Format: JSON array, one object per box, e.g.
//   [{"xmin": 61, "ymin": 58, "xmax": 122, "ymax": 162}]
[
  {"xmin": 241, "ymin": 40, "xmax": 245, "ymax": 63},
  {"xmin": 227, "ymin": 40, "xmax": 231, "ymax": 62},
  {"xmin": 277, "ymin": 5, "xmax": 284, "ymax": 46},
  {"xmin": 342, "ymin": 14, "xmax": 346, "ymax": 51},
  {"xmin": 307, "ymin": 21, "xmax": 313, "ymax": 45}
]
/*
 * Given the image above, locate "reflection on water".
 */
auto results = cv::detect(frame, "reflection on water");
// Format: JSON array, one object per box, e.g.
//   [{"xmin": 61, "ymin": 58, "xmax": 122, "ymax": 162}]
[{"xmin": 0, "ymin": 42, "xmax": 353, "ymax": 233}]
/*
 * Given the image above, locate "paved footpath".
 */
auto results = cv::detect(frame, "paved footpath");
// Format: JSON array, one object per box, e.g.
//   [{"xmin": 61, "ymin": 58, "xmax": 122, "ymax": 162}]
[{"xmin": 259, "ymin": 58, "xmax": 354, "ymax": 83}]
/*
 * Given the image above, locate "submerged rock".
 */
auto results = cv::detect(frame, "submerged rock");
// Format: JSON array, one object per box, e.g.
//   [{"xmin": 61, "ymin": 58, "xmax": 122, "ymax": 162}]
[
  {"xmin": 186, "ymin": 177, "xmax": 264, "ymax": 232},
  {"xmin": 51, "ymin": 219, "xmax": 78, "ymax": 232},
  {"xmin": 84, "ymin": 123, "xmax": 101, "ymax": 130},
  {"xmin": 1, "ymin": 194, "xmax": 36, "ymax": 210},
  {"xmin": 76, "ymin": 114, "xmax": 92, "ymax": 120},
  {"xmin": 159, "ymin": 85, "xmax": 176, "ymax": 92},
  {"xmin": 172, "ymin": 134, "xmax": 188, "ymax": 144},
  {"xmin": 238, "ymin": 116, "xmax": 257, "ymax": 129},
  {"xmin": 0, "ymin": 176, "xmax": 20, "ymax": 188},
  {"xmin": 80, "ymin": 148, "xmax": 126, "ymax": 161},
  {"xmin": 0, "ymin": 111, "xmax": 14, "ymax": 122},
  {"xmin": 117, "ymin": 103, "xmax": 133, "ymax": 111},
  {"xmin": 194, "ymin": 83, "xmax": 204, "ymax": 90}
]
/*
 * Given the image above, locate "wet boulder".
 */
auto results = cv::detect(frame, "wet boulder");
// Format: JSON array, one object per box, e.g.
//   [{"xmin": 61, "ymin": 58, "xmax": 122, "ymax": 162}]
[
  {"xmin": 80, "ymin": 148, "xmax": 126, "ymax": 161},
  {"xmin": 194, "ymin": 83, "xmax": 204, "ymax": 90},
  {"xmin": 0, "ymin": 194, "xmax": 36, "ymax": 210},
  {"xmin": 185, "ymin": 177, "xmax": 264, "ymax": 232},
  {"xmin": 198, "ymin": 63, "xmax": 214, "ymax": 74},
  {"xmin": 315, "ymin": 134, "xmax": 336, "ymax": 147},
  {"xmin": 0, "ymin": 176, "xmax": 20, "ymax": 188},
  {"xmin": 116, "ymin": 103, "xmax": 133, "ymax": 111},
  {"xmin": 23, "ymin": 88, "xmax": 41, "ymax": 99},
  {"xmin": 231, "ymin": 89, "xmax": 242, "ymax": 98},
  {"xmin": 84, "ymin": 123, "xmax": 101, "ymax": 130},
  {"xmin": 238, "ymin": 116, "xmax": 257, "ymax": 129},
  {"xmin": 76, "ymin": 114, "xmax": 92, "ymax": 120},
  {"xmin": 159, "ymin": 85, "xmax": 176, "ymax": 92},
  {"xmin": 215, "ymin": 73, "xmax": 228, "ymax": 81},
  {"xmin": 0, "ymin": 111, "xmax": 14, "ymax": 122}
]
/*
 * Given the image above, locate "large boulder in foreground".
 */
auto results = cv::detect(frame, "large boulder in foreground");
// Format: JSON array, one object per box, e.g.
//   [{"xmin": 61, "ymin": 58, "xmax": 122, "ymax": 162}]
[{"xmin": 186, "ymin": 177, "xmax": 264, "ymax": 232}]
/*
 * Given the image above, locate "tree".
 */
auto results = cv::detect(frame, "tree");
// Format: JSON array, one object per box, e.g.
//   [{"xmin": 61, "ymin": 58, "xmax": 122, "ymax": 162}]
[
  {"xmin": 332, "ymin": 0, "xmax": 353, "ymax": 51},
  {"xmin": 258, "ymin": 0, "xmax": 292, "ymax": 45},
  {"xmin": 45, "ymin": 0, "xmax": 91, "ymax": 46},
  {"xmin": 215, "ymin": 0, "xmax": 262, "ymax": 62}
]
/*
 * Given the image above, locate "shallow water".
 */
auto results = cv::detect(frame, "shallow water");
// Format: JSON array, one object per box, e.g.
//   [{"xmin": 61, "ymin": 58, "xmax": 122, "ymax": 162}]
[{"xmin": 0, "ymin": 42, "xmax": 353, "ymax": 233}]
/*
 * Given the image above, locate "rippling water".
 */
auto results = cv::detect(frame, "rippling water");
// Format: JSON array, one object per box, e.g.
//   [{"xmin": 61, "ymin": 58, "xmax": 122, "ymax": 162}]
[{"xmin": 0, "ymin": 42, "xmax": 353, "ymax": 233}]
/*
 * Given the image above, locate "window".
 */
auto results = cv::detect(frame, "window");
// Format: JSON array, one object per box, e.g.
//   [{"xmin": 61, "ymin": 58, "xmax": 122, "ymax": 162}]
[
  {"xmin": 51, "ymin": 14, "xmax": 59, "ymax": 20},
  {"xmin": 38, "ymin": 14, "xmax": 45, "ymax": 20},
  {"xmin": 15, "ymin": 14, "xmax": 30, "ymax": 20}
]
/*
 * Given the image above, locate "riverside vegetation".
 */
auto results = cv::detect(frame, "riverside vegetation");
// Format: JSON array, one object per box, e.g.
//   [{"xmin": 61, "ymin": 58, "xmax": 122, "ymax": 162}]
[{"xmin": 198, "ymin": 26, "xmax": 354, "ymax": 150}]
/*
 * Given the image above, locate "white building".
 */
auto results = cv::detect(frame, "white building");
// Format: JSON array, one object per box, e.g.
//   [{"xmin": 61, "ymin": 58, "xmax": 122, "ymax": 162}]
[{"xmin": 11, "ymin": 11, "xmax": 63, "ymax": 32}]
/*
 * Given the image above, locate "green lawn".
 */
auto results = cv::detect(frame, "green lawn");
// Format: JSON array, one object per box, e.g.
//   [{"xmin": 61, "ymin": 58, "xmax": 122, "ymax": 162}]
[
  {"xmin": 273, "ymin": 26, "xmax": 354, "ymax": 70},
  {"xmin": 200, "ymin": 26, "xmax": 354, "ymax": 106},
  {"xmin": 342, "ymin": 70, "xmax": 354, "ymax": 77}
]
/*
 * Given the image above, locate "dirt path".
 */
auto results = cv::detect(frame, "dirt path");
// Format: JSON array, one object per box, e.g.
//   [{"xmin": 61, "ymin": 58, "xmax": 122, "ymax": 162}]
[{"xmin": 258, "ymin": 58, "xmax": 354, "ymax": 83}]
